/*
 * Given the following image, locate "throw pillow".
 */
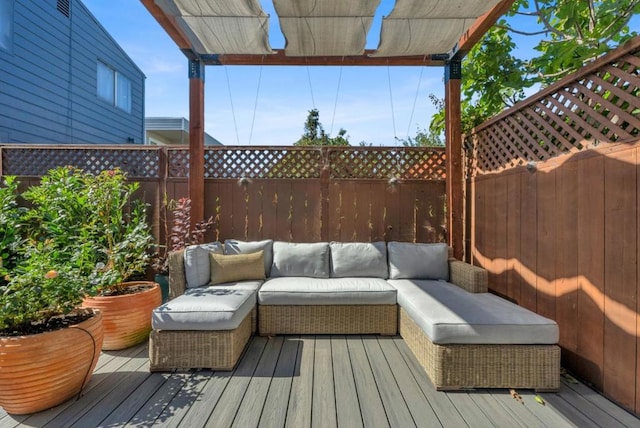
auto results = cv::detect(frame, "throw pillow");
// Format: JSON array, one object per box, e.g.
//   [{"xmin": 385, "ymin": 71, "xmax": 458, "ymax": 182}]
[
  {"xmin": 210, "ymin": 250, "xmax": 266, "ymax": 285},
  {"xmin": 224, "ymin": 239, "xmax": 274, "ymax": 277}
]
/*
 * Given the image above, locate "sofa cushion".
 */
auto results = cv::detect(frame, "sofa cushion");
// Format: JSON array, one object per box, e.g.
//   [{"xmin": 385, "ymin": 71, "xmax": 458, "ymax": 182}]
[
  {"xmin": 210, "ymin": 251, "xmax": 266, "ymax": 285},
  {"xmin": 270, "ymin": 242, "xmax": 330, "ymax": 278},
  {"xmin": 258, "ymin": 277, "xmax": 396, "ymax": 305},
  {"xmin": 388, "ymin": 279, "xmax": 559, "ymax": 344},
  {"xmin": 387, "ymin": 242, "xmax": 448, "ymax": 280},
  {"xmin": 184, "ymin": 242, "xmax": 224, "ymax": 288},
  {"xmin": 152, "ymin": 283, "xmax": 260, "ymax": 331},
  {"xmin": 224, "ymin": 239, "xmax": 273, "ymax": 277},
  {"xmin": 330, "ymin": 241, "xmax": 388, "ymax": 278}
]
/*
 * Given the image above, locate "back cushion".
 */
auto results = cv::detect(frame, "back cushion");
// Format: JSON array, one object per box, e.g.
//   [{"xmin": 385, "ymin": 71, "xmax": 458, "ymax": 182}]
[
  {"xmin": 387, "ymin": 242, "xmax": 449, "ymax": 280},
  {"xmin": 183, "ymin": 242, "xmax": 224, "ymax": 288},
  {"xmin": 271, "ymin": 242, "xmax": 330, "ymax": 278},
  {"xmin": 224, "ymin": 239, "xmax": 274, "ymax": 277},
  {"xmin": 330, "ymin": 242, "xmax": 388, "ymax": 278}
]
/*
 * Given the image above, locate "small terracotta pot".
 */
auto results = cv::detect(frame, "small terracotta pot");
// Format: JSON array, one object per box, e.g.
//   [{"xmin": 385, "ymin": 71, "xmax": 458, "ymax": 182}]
[
  {"xmin": 82, "ymin": 281, "xmax": 161, "ymax": 350},
  {"xmin": 0, "ymin": 310, "xmax": 104, "ymax": 415}
]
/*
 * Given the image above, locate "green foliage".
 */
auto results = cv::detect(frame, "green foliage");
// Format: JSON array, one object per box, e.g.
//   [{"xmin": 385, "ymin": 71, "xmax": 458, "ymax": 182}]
[
  {"xmin": 295, "ymin": 109, "xmax": 351, "ymax": 146},
  {"xmin": 396, "ymin": 126, "xmax": 444, "ymax": 147},
  {"xmin": 430, "ymin": 0, "xmax": 640, "ymax": 134},
  {"xmin": 0, "ymin": 177, "xmax": 23, "ymax": 280},
  {"xmin": 0, "ymin": 240, "xmax": 91, "ymax": 330},
  {"xmin": 83, "ymin": 169, "xmax": 154, "ymax": 292},
  {"xmin": 0, "ymin": 167, "xmax": 154, "ymax": 330}
]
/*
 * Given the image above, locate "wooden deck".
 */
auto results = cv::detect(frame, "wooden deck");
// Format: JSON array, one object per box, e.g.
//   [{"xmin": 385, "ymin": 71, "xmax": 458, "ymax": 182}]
[{"xmin": 1, "ymin": 335, "xmax": 638, "ymax": 428}]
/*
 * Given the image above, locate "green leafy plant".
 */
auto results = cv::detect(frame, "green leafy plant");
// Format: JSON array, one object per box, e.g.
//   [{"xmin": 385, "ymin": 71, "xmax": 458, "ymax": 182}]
[
  {"xmin": 83, "ymin": 169, "xmax": 154, "ymax": 294},
  {"xmin": 0, "ymin": 240, "xmax": 96, "ymax": 332},
  {"xmin": 21, "ymin": 167, "xmax": 153, "ymax": 294},
  {"xmin": 0, "ymin": 176, "xmax": 23, "ymax": 283},
  {"xmin": 0, "ymin": 166, "xmax": 154, "ymax": 332}
]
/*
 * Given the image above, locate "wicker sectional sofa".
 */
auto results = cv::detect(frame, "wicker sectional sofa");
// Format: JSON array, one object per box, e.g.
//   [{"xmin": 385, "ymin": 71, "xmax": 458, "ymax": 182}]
[{"xmin": 149, "ymin": 240, "xmax": 560, "ymax": 391}]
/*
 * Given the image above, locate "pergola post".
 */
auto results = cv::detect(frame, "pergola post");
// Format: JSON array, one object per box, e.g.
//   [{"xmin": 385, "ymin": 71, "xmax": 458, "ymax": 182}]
[
  {"xmin": 188, "ymin": 58, "xmax": 205, "ymax": 228},
  {"xmin": 445, "ymin": 60, "xmax": 464, "ymax": 260}
]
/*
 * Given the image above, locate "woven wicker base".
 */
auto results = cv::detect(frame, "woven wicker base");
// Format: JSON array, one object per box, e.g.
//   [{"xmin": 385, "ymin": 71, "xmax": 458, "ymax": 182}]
[
  {"xmin": 259, "ymin": 305, "xmax": 397, "ymax": 335},
  {"xmin": 399, "ymin": 308, "xmax": 560, "ymax": 391},
  {"xmin": 149, "ymin": 309, "xmax": 253, "ymax": 371}
]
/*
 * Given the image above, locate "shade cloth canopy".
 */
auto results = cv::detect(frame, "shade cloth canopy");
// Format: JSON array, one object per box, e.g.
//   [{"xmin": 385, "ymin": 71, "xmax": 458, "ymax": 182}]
[{"xmin": 152, "ymin": 0, "xmax": 506, "ymax": 59}]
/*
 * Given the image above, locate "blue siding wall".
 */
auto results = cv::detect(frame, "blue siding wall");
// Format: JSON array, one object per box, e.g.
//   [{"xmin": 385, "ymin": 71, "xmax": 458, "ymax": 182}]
[{"xmin": 0, "ymin": 0, "xmax": 145, "ymax": 144}]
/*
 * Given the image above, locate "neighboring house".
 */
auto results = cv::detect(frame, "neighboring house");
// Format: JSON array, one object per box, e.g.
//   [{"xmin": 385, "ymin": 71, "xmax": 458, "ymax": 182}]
[
  {"xmin": 145, "ymin": 117, "xmax": 222, "ymax": 146},
  {"xmin": 0, "ymin": 0, "xmax": 144, "ymax": 144}
]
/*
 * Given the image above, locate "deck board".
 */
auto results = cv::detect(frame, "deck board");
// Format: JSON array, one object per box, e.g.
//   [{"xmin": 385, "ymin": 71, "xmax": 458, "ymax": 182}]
[
  {"xmin": 347, "ymin": 336, "xmax": 390, "ymax": 428},
  {"xmin": 204, "ymin": 336, "xmax": 267, "ymax": 427},
  {"xmin": 0, "ymin": 336, "xmax": 637, "ymax": 428},
  {"xmin": 285, "ymin": 336, "xmax": 314, "ymax": 428},
  {"xmin": 331, "ymin": 336, "xmax": 363, "ymax": 428},
  {"xmin": 311, "ymin": 336, "xmax": 337, "ymax": 428},
  {"xmin": 361, "ymin": 335, "xmax": 416, "ymax": 427},
  {"xmin": 259, "ymin": 337, "xmax": 299, "ymax": 427}
]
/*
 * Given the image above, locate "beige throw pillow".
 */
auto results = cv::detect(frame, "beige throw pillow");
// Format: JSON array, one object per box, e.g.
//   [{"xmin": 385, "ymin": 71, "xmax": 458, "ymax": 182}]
[{"xmin": 209, "ymin": 250, "xmax": 266, "ymax": 285}]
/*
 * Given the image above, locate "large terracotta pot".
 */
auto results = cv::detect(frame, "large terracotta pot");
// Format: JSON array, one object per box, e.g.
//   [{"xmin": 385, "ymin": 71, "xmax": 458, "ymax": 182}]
[
  {"xmin": 82, "ymin": 281, "xmax": 161, "ymax": 350},
  {"xmin": 0, "ymin": 310, "xmax": 104, "ymax": 415}
]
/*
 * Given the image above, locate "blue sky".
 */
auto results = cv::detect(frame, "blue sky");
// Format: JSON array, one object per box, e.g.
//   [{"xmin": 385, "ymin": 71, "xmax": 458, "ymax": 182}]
[
  {"xmin": 81, "ymin": 1, "xmax": 636, "ymax": 147},
  {"xmin": 84, "ymin": 0, "xmax": 449, "ymax": 146}
]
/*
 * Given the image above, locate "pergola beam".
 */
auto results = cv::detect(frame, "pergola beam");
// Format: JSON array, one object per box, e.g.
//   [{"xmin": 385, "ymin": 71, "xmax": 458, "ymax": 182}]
[
  {"xmin": 204, "ymin": 50, "xmax": 446, "ymax": 67},
  {"xmin": 452, "ymin": 0, "xmax": 516, "ymax": 60},
  {"xmin": 139, "ymin": 0, "xmax": 192, "ymax": 50}
]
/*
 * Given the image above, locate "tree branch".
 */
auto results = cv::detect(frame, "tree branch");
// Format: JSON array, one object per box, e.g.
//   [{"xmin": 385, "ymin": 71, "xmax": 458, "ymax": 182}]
[{"xmin": 496, "ymin": 24, "xmax": 548, "ymax": 37}]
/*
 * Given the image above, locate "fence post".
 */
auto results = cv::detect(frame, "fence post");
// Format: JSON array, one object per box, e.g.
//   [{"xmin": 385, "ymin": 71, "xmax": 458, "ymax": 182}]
[{"xmin": 320, "ymin": 147, "xmax": 330, "ymax": 241}]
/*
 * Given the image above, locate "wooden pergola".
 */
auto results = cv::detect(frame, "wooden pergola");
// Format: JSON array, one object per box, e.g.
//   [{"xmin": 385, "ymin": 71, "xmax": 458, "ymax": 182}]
[{"xmin": 140, "ymin": 0, "xmax": 515, "ymax": 259}]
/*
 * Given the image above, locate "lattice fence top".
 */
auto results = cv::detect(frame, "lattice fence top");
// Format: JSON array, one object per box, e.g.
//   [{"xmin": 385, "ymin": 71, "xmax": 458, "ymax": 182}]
[
  {"xmin": 1, "ymin": 146, "xmax": 446, "ymax": 181},
  {"xmin": 329, "ymin": 148, "xmax": 446, "ymax": 180},
  {"xmin": 466, "ymin": 37, "xmax": 640, "ymax": 175},
  {"xmin": 1, "ymin": 146, "xmax": 160, "ymax": 178},
  {"xmin": 168, "ymin": 146, "xmax": 446, "ymax": 180}
]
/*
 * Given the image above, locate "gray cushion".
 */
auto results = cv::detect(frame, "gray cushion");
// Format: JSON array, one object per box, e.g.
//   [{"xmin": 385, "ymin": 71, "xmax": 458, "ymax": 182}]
[
  {"xmin": 270, "ymin": 242, "xmax": 330, "ymax": 278},
  {"xmin": 183, "ymin": 242, "xmax": 224, "ymax": 288},
  {"xmin": 388, "ymin": 279, "xmax": 559, "ymax": 344},
  {"xmin": 330, "ymin": 241, "xmax": 388, "ymax": 278},
  {"xmin": 258, "ymin": 277, "xmax": 396, "ymax": 305},
  {"xmin": 224, "ymin": 239, "xmax": 273, "ymax": 277},
  {"xmin": 152, "ymin": 282, "xmax": 261, "ymax": 330},
  {"xmin": 387, "ymin": 242, "xmax": 448, "ymax": 280}
]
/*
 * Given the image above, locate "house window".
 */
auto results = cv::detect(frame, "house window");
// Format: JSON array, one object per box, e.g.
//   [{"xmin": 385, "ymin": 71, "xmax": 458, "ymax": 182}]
[
  {"xmin": 0, "ymin": 0, "xmax": 13, "ymax": 52},
  {"xmin": 116, "ymin": 73, "xmax": 132, "ymax": 113},
  {"xmin": 97, "ymin": 61, "xmax": 132, "ymax": 113}
]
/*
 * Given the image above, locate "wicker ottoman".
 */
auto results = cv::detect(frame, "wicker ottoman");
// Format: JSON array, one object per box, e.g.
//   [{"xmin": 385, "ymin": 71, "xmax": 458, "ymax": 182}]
[{"xmin": 149, "ymin": 287, "xmax": 256, "ymax": 371}]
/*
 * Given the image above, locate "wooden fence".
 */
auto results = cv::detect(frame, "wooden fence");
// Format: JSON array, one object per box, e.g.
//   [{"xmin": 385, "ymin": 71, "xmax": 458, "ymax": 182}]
[
  {"xmin": 466, "ymin": 36, "xmax": 640, "ymax": 415},
  {"xmin": 0, "ymin": 145, "xmax": 447, "ymax": 245}
]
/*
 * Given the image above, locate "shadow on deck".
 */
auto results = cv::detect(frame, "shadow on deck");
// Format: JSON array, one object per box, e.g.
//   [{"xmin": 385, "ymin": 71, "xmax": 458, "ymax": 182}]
[{"xmin": 1, "ymin": 335, "xmax": 638, "ymax": 427}]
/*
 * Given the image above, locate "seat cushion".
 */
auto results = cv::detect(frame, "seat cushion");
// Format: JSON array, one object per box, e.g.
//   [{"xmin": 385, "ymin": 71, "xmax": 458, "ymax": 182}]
[
  {"xmin": 183, "ymin": 242, "xmax": 224, "ymax": 288},
  {"xmin": 388, "ymin": 279, "xmax": 559, "ymax": 345},
  {"xmin": 387, "ymin": 242, "xmax": 448, "ymax": 280},
  {"xmin": 258, "ymin": 277, "xmax": 397, "ymax": 305},
  {"xmin": 330, "ymin": 241, "xmax": 388, "ymax": 278},
  {"xmin": 224, "ymin": 239, "xmax": 274, "ymax": 277},
  {"xmin": 152, "ymin": 283, "xmax": 260, "ymax": 331},
  {"xmin": 270, "ymin": 242, "xmax": 330, "ymax": 278}
]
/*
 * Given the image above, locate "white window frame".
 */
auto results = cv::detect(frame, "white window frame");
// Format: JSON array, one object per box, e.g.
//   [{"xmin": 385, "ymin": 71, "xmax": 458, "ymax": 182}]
[
  {"xmin": 0, "ymin": 0, "xmax": 14, "ymax": 52},
  {"xmin": 97, "ymin": 60, "xmax": 132, "ymax": 114}
]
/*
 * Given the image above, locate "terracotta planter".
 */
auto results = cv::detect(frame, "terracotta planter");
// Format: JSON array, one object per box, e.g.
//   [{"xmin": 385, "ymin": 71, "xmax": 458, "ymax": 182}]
[
  {"xmin": 82, "ymin": 281, "xmax": 162, "ymax": 350},
  {"xmin": 0, "ymin": 310, "xmax": 104, "ymax": 415}
]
